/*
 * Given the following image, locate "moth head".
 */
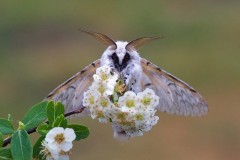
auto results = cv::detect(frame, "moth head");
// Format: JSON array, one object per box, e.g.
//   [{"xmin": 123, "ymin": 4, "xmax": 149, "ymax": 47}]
[{"xmin": 80, "ymin": 29, "xmax": 162, "ymax": 72}]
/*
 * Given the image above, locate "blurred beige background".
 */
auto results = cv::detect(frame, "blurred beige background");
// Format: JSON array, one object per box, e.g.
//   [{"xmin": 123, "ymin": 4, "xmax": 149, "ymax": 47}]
[{"xmin": 0, "ymin": 1, "xmax": 240, "ymax": 160}]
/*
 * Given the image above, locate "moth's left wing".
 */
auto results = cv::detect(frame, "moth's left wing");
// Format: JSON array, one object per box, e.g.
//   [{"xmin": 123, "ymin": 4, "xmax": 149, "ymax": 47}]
[
  {"xmin": 141, "ymin": 58, "xmax": 208, "ymax": 116},
  {"xmin": 45, "ymin": 60, "xmax": 101, "ymax": 115}
]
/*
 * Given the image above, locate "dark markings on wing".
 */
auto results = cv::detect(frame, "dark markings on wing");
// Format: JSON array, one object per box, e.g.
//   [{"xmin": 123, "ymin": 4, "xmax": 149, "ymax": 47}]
[
  {"xmin": 45, "ymin": 59, "xmax": 101, "ymax": 114},
  {"xmin": 144, "ymin": 83, "xmax": 152, "ymax": 87},
  {"xmin": 141, "ymin": 58, "xmax": 208, "ymax": 116}
]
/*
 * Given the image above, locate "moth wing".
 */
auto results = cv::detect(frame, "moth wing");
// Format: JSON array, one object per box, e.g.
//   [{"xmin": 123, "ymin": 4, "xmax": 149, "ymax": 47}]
[
  {"xmin": 141, "ymin": 58, "xmax": 208, "ymax": 116},
  {"xmin": 45, "ymin": 60, "xmax": 101, "ymax": 116}
]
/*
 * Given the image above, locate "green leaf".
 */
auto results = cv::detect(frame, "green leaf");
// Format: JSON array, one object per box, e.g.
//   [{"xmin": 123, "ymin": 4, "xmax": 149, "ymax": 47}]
[
  {"xmin": 47, "ymin": 101, "xmax": 65, "ymax": 126},
  {"xmin": 67, "ymin": 124, "xmax": 90, "ymax": 141},
  {"xmin": 11, "ymin": 129, "xmax": 32, "ymax": 160},
  {"xmin": 0, "ymin": 118, "xmax": 14, "ymax": 135},
  {"xmin": 33, "ymin": 136, "xmax": 45, "ymax": 159},
  {"xmin": 52, "ymin": 115, "xmax": 67, "ymax": 128},
  {"xmin": 0, "ymin": 132, "xmax": 3, "ymax": 147},
  {"xmin": 0, "ymin": 148, "xmax": 12, "ymax": 160},
  {"xmin": 55, "ymin": 102, "xmax": 65, "ymax": 114},
  {"xmin": 22, "ymin": 101, "xmax": 48, "ymax": 131},
  {"xmin": 46, "ymin": 101, "xmax": 55, "ymax": 124},
  {"xmin": 36, "ymin": 124, "xmax": 50, "ymax": 136}
]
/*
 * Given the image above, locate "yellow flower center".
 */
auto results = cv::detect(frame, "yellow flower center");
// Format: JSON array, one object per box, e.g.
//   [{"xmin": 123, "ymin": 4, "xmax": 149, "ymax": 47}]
[
  {"xmin": 89, "ymin": 97, "xmax": 94, "ymax": 104},
  {"xmin": 101, "ymin": 73, "xmax": 108, "ymax": 80},
  {"xmin": 54, "ymin": 133, "xmax": 65, "ymax": 144},
  {"xmin": 100, "ymin": 99, "xmax": 108, "ymax": 107},
  {"xmin": 97, "ymin": 111, "xmax": 104, "ymax": 118},
  {"xmin": 141, "ymin": 97, "xmax": 151, "ymax": 106},
  {"xmin": 117, "ymin": 112, "xmax": 126, "ymax": 120},
  {"xmin": 98, "ymin": 84, "xmax": 105, "ymax": 95},
  {"xmin": 126, "ymin": 100, "xmax": 135, "ymax": 108},
  {"xmin": 135, "ymin": 114, "xmax": 144, "ymax": 121}
]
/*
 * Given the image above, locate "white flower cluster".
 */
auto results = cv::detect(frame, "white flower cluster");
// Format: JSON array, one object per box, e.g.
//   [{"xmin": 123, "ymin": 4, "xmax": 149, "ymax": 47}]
[
  {"xmin": 83, "ymin": 65, "xmax": 160, "ymax": 137},
  {"xmin": 41, "ymin": 127, "xmax": 76, "ymax": 160},
  {"xmin": 113, "ymin": 89, "xmax": 159, "ymax": 136},
  {"xmin": 83, "ymin": 65, "xmax": 118, "ymax": 123}
]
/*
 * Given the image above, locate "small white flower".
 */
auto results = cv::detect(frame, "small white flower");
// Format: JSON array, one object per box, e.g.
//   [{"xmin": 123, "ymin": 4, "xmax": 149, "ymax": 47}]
[
  {"xmin": 89, "ymin": 81, "xmax": 115, "ymax": 96},
  {"xmin": 41, "ymin": 141, "xmax": 60, "ymax": 160},
  {"xmin": 92, "ymin": 65, "xmax": 118, "ymax": 96},
  {"xmin": 97, "ymin": 96, "xmax": 113, "ymax": 109},
  {"xmin": 41, "ymin": 127, "xmax": 76, "ymax": 160},
  {"xmin": 82, "ymin": 90, "xmax": 100, "ymax": 107},
  {"xmin": 137, "ymin": 88, "xmax": 159, "ymax": 108},
  {"xmin": 94, "ymin": 96, "xmax": 114, "ymax": 123},
  {"xmin": 93, "ymin": 65, "xmax": 118, "ymax": 83},
  {"xmin": 45, "ymin": 127, "xmax": 76, "ymax": 151},
  {"xmin": 118, "ymin": 91, "xmax": 138, "ymax": 111}
]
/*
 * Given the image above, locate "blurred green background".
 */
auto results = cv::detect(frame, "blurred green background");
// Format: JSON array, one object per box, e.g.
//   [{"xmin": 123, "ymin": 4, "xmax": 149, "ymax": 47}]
[{"xmin": 0, "ymin": 0, "xmax": 240, "ymax": 159}]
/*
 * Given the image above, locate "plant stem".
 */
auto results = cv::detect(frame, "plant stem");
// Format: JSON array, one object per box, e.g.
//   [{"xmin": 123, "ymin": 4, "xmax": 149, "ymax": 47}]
[{"xmin": 2, "ymin": 107, "xmax": 85, "ymax": 147}]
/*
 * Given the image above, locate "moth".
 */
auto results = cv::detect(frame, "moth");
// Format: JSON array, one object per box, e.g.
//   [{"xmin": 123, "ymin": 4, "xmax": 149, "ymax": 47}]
[{"xmin": 45, "ymin": 30, "xmax": 208, "ymax": 139}]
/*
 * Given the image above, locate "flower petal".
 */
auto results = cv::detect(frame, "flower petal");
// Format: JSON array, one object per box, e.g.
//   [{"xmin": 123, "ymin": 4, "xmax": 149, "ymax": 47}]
[
  {"xmin": 59, "ymin": 155, "xmax": 70, "ymax": 160},
  {"xmin": 42, "ymin": 141, "xmax": 60, "ymax": 160},
  {"xmin": 60, "ymin": 142, "xmax": 73, "ymax": 152},
  {"xmin": 64, "ymin": 128, "xmax": 76, "ymax": 142},
  {"xmin": 45, "ymin": 127, "xmax": 64, "ymax": 143}
]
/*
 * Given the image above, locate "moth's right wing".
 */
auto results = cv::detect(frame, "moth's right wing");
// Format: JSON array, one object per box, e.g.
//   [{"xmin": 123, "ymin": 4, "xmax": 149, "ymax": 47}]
[
  {"xmin": 45, "ymin": 60, "xmax": 101, "ymax": 115},
  {"xmin": 141, "ymin": 58, "xmax": 208, "ymax": 116}
]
